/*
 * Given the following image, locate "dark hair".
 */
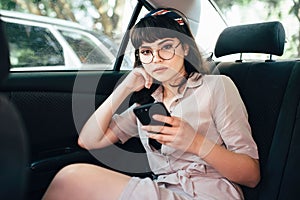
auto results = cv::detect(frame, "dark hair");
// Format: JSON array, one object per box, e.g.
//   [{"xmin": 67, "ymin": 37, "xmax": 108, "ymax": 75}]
[{"xmin": 129, "ymin": 8, "xmax": 209, "ymax": 105}]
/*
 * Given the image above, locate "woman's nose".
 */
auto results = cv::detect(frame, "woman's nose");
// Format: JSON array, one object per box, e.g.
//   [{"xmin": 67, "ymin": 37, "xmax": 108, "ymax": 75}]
[{"xmin": 152, "ymin": 50, "xmax": 163, "ymax": 63}]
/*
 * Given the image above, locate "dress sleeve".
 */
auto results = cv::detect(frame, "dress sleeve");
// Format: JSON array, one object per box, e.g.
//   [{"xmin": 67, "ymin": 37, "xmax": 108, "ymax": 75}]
[
  {"xmin": 109, "ymin": 103, "xmax": 139, "ymax": 144},
  {"xmin": 212, "ymin": 75, "xmax": 259, "ymax": 159}
]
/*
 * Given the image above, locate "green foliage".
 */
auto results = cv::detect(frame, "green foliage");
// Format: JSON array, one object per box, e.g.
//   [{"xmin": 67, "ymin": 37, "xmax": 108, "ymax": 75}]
[
  {"xmin": 214, "ymin": 0, "xmax": 252, "ymax": 10},
  {"xmin": 0, "ymin": 0, "xmax": 16, "ymax": 10},
  {"xmin": 214, "ymin": 0, "xmax": 300, "ymax": 57},
  {"xmin": 32, "ymin": 0, "xmax": 42, "ymax": 3},
  {"xmin": 290, "ymin": 0, "xmax": 300, "ymax": 21},
  {"xmin": 214, "ymin": 0, "xmax": 279, "ymax": 10}
]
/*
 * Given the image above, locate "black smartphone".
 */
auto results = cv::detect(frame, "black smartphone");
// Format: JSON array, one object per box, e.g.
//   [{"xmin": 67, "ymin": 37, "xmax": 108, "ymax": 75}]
[
  {"xmin": 133, "ymin": 102, "xmax": 171, "ymax": 150},
  {"xmin": 133, "ymin": 102, "xmax": 171, "ymax": 127}
]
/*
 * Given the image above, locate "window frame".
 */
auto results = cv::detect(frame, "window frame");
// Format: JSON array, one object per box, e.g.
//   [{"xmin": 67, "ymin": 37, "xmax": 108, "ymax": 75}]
[{"xmin": 1, "ymin": 13, "xmax": 121, "ymax": 72}]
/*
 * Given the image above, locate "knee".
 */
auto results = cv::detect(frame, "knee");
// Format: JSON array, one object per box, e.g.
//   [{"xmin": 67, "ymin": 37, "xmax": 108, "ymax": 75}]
[
  {"xmin": 43, "ymin": 164, "xmax": 90, "ymax": 199},
  {"xmin": 52, "ymin": 163, "xmax": 90, "ymax": 185}
]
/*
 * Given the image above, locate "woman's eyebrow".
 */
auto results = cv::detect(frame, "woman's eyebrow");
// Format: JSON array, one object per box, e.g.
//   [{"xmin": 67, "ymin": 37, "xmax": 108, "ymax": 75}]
[
  {"xmin": 158, "ymin": 39, "xmax": 174, "ymax": 45},
  {"xmin": 140, "ymin": 39, "xmax": 175, "ymax": 49}
]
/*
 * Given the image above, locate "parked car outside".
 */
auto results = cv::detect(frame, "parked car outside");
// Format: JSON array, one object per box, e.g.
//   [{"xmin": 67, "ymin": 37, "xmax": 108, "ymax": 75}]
[{"xmin": 0, "ymin": 9, "xmax": 132, "ymax": 71}]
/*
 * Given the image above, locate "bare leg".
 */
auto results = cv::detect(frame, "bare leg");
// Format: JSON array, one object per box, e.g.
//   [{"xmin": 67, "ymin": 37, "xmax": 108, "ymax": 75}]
[{"xmin": 42, "ymin": 163, "xmax": 131, "ymax": 200}]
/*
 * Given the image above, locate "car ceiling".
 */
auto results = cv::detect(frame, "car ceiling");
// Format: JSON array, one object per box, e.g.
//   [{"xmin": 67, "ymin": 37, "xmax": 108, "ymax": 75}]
[{"xmin": 144, "ymin": 0, "xmax": 201, "ymax": 36}]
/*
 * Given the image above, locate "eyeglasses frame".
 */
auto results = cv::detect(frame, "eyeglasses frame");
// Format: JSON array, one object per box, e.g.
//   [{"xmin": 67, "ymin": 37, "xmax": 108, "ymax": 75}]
[{"xmin": 138, "ymin": 42, "xmax": 182, "ymax": 64}]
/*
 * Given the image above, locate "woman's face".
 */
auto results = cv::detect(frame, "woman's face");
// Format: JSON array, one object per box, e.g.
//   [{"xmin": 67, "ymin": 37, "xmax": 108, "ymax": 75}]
[{"xmin": 139, "ymin": 37, "xmax": 188, "ymax": 83}]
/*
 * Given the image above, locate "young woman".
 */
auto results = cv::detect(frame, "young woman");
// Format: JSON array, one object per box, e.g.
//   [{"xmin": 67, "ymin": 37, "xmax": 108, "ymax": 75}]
[{"xmin": 43, "ymin": 8, "xmax": 260, "ymax": 200}]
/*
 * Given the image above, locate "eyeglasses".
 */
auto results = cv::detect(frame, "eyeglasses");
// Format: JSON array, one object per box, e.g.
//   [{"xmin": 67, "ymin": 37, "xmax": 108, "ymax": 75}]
[{"xmin": 138, "ymin": 42, "xmax": 181, "ymax": 64}]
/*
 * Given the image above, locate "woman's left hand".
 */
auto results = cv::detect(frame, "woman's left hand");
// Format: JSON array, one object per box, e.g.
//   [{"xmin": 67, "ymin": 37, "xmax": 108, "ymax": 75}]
[{"xmin": 142, "ymin": 114, "xmax": 202, "ymax": 153}]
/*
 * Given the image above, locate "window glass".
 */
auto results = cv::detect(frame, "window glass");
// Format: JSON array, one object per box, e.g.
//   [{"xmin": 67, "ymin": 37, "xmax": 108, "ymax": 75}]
[
  {"xmin": 4, "ymin": 22, "xmax": 64, "ymax": 68},
  {"xmin": 213, "ymin": 0, "xmax": 299, "ymax": 60},
  {"xmin": 120, "ymin": 6, "xmax": 149, "ymax": 70},
  {"xmin": 196, "ymin": 0, "xmax": 227, "ymax": 59},
  {"xmin": 0, "ymin": 0, "xmax": 138, "ymax": 71},
  {"xmin": 60, "ymin": 30, "xmax": 113, "ymax": 65}
]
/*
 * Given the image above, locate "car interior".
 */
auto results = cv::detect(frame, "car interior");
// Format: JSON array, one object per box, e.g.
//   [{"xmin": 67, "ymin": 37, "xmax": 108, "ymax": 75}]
[
  {"xmin": 0, "ymin": 19, "xmax": 28, "ymax": 200},
  {"xmin": 213, "ymin": 21, "xmax": 300, "ymax": 200},
  {"xmin": 0, "ymin": 0, "xmax": 299, "ymax": 199}
]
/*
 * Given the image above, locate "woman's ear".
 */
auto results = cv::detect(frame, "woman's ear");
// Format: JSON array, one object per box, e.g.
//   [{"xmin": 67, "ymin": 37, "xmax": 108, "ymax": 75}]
[{"xmin": 183, "ymin": 44, "xmax": 189, "ymax": 56}]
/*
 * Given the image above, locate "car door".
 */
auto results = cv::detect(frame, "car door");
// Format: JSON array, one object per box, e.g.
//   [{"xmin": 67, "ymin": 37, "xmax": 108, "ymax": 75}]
[
  {"xmin": 0, "ymin": 3, "xmax": 150, "ymax": 200},
  {"xmin": 13, "ymin": 71, "xmax": 151, "ymax": 200}
]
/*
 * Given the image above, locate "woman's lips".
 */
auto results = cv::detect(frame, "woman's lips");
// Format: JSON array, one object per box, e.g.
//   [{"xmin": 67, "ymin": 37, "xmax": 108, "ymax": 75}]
[{"xmin": 153, "ymin": 67, "xmax": 168, "ymax": 73}]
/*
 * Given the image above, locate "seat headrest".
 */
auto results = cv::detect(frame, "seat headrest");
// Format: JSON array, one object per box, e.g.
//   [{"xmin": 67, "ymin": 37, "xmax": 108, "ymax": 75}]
[{"xmin": 214, "ymin": 21, "xmax": 285, "ymax": 58}]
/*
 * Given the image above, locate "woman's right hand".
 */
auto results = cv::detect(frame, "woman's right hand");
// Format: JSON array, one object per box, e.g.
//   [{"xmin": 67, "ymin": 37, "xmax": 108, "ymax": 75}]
[
  {"xmin": 79, "ymin": 67, "xmax": 151, "ymax": 150},
  {"xmin": 122, "ymin": 67, "xmax": 153, "ymax": 92}
]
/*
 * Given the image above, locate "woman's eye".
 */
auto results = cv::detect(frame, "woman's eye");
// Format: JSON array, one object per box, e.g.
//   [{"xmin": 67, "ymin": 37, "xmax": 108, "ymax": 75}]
[
  {"xmin": 161, "ymin": 44, "xmax": 173, "ymax": 50},
  {"xmin": 140, "ymin": 49, "xmax": 152, "ymax": 55}
]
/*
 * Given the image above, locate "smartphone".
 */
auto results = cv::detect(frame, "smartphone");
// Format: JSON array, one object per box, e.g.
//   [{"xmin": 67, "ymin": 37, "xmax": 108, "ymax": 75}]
[
  {"xmin": 133, "ymin": 102, "xmax": 171, "ymax": 127},
  {"xmin": 134, "ymin": 102, "xmax": 171, "ymax": 150}
]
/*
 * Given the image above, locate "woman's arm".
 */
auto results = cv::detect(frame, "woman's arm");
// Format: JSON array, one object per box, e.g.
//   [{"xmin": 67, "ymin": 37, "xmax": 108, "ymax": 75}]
[
  {"xmin": 78, "ymin": 68, "xmax": 153, "ymax": 150},
  {"xmin": 191, "ymin": 135, "xmax": 260, "ymax": 188},
  {"xmin": 202, "ymin": 75, "xmax": 260, "ymax": 187},
  {"xmin": 78, "ymin": 86, "xmax": 131, "ymax": 149}
]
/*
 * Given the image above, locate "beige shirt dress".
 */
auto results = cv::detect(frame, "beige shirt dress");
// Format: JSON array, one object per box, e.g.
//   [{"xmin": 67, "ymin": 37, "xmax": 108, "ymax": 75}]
[{"xmin": 109, "ymin": 74, "xmax": 259, "ymax": 200}]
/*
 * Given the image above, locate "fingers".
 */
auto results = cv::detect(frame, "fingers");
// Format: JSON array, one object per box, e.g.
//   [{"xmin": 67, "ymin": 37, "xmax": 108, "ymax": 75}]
[
  {"xmin": 148, "ymin": 133, "xmax": 173, "ymax": 144},
  {"xmin": 142, "ymin": 115, "xmax": 185, "ymax": 144},
  {"xmin": 133, "ymin": 68, "xmax": 153, "ymax": 89},
  {"xmin": 143, "ymin": 116, "xmax": 196, "ymax": 152},
  {"xmin": 152, "ymin": 114, "xmax": 180, "ymax": 127},
  {"xmin": 141, "ymin": 115, "xmax": 180, "ymax": 134},
  {"xmin": 142, "ymin": 124, "xmax": 172, "ymax": 135},
  {"xmin": 144, "ymin": 72, "xmax": 153, "ymax": 89}
]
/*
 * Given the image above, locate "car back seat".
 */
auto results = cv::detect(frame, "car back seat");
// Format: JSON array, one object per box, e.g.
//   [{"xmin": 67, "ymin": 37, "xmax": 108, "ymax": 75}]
[
  {"xmin": 0, "ymin": 19, "xmax": 28, "ymax": 200},
  {"xmin": 214, "ymin": 21, "xmax": 300, "ymax": 200}
]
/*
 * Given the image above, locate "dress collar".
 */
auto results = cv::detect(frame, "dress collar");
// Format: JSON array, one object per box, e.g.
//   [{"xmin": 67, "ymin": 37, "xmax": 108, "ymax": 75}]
[{"xmin": 151, "ymin": 73, "xmax": 204, "ymax": 102}]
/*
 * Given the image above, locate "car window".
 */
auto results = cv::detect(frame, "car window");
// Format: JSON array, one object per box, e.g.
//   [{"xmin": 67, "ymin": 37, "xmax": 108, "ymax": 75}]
[
  {"xmin": 4, "ymin": 21, "xmax": 65, "ymax": 68},
  {"xmin": 60, "ymin": 30, "xmax": 113, "ymax": 65},
  {"xmin": 213, "ymin": 0, "xmax": 299, "ymax": 61},
  {"xmin": 0, "ymin": 0, "xmax": 138, "ymax": 72},
  {"xmin": 196, "ymin": 0, "xmax": 227, "ymax": 59},
  {"xmin": 1, "ymin": 1, "xmax": 224, "ymax": 71},
  {"xmin": 121, "ymin": 6, "xmax": 150, "ymax": 70}
]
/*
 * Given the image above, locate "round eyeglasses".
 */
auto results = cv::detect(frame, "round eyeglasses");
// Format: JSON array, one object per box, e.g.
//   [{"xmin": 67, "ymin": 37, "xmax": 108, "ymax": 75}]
[{"xmin": 138, "ymin": 42, "xmax": 181, "ymax": 64}]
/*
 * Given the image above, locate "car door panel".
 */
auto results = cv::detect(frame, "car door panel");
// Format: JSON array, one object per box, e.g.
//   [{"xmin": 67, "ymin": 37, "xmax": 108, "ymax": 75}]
[
  {"xmin": 0, "ymin": 71, "xmax": 150, "ymax": 199},
  {"xmin": 1, "ymin": 71, "xmax": 121, "ymax": 154}
]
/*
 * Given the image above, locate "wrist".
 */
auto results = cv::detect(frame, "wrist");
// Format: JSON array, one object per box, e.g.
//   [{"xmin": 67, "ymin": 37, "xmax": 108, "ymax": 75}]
[
  {"xmin": 188, "ymin": 134, "xmax": 215, "ymax": 159},
  {"xmin": 115, "ymin": 82, "xmax": 133, "ymax": 95},
  {"xmin": 188, "ymin": 134, "xmax": 203, "ymax": 155},
  {"xmin": 198, "ymin": 137, "xmax": 215, "ymax": 159},
  {"xmin": 120, "ymin": 80, "xmax": 140, "ymax": 94}
]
